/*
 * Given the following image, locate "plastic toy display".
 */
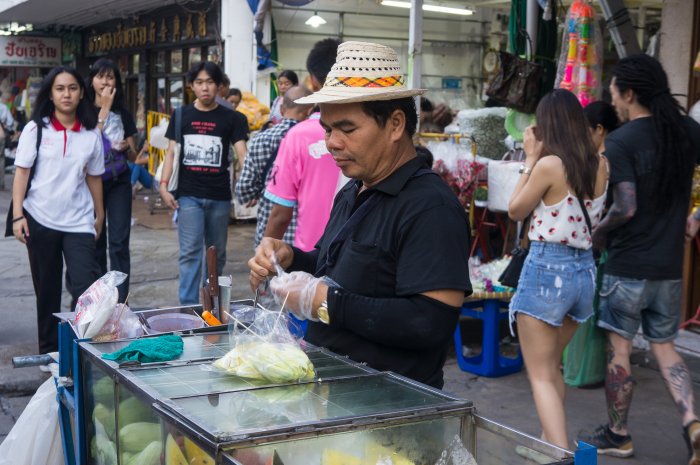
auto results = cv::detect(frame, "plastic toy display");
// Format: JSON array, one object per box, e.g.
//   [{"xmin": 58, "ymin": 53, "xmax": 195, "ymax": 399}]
[{"xmin": 555, "ymin": 0, "xmax": 603, "ymax": 107}]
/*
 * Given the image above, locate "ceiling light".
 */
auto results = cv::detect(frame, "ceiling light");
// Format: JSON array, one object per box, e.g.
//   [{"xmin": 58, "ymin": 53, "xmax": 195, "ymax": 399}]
[
  {"xmin": 305, "ymin": 11, "xmax": 327, "ymax": 28},
  {"xmin": 381, "ymin": 0, "xmax": 474, "ymax": 15}
]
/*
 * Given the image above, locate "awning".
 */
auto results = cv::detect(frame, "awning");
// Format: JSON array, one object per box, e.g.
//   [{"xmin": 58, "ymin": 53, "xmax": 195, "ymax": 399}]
[{"xmin": 0, "ymin": 0, "xmax": 179, "ymax": 28}]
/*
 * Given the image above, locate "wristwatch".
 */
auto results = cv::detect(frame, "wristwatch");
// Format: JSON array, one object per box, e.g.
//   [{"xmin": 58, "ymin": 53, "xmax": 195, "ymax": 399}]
[
  {"xmin": 317, "ymin": 300, "xmax": 330, "ymax": 325},
  {"xmin": 518, "ymin": 164, "xmax": 533, "ymax": 175}
]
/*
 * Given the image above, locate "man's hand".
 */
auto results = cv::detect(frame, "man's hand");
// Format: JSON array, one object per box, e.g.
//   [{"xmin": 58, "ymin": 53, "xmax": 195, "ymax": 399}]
[
  {"xmin": 12, "ymin": 218, "xmax": 29, "ymax": 244},
  {"xmin": 592, "ymin": 228, "xmax": 607, "ymax": 252},
  {"xmin": 159, "ymin": 184, "xmax": 179, "ymax": 210},
  {"xmin": 245, "ymin": 198, "xmax": 258, "ymax": 208},
  {"xmin": 248, "ymin": 238, "xmax": 293, "ymax": 291},
  {"xmin": 269, "ymin": 271, "xmax": 326, "ymax": 321},
  {"xmin": 686, "ymin": 211, "xmax": 700, "ymax": 242},
  {"xmin": 95, "ymin": 216, "xmax": 104, "ymax": 240}
]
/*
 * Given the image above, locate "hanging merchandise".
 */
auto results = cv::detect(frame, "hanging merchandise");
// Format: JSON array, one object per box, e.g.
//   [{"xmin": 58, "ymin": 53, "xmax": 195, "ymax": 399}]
[
  {"xmin": 486, "ymin": 52, "xmax": 544, "ymax": 114},
  {"xmin": 555, "ymin": 0, "xmax": 603, "ymax": 107}
]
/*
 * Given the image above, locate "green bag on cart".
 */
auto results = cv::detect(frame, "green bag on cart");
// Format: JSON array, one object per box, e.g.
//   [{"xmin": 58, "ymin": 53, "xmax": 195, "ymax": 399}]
[{"xmin": 563, "ymin": 251, "xmax": 607, "ymax": 388}]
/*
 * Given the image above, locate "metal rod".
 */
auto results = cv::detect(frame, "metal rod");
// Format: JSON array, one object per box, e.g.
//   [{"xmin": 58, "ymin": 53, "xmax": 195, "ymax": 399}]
[
  {"xmin": 273, "ymin": 6, "xmax": 485, "ymax": 24},
  {"xmin": 12, "ymin": 354, "xmax": 53, "ymax": 368},
  {"xmin": 275, "ymin": 29, "xmax": 485, "ymax": 45}
]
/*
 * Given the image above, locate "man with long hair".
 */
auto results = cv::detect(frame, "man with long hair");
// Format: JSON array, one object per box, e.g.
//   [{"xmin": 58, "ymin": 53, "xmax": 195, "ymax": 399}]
[{"xmin": 580, "ymin": 54, "xmax": 700, "ymax": 463}]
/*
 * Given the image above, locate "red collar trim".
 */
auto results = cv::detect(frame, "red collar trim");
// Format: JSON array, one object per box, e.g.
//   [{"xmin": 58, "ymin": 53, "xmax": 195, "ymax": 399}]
[{"xmin": 50, "ymin": 115, "xmax": 82, "ymax": 132}]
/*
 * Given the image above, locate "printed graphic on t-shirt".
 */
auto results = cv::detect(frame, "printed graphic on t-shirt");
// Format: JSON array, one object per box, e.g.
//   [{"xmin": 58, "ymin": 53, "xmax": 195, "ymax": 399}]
[
  {"xmin": 182, "ymin": 134, "xmax": 222, "ymax": 168},
  {"xmin": 308, "ymin": 139, "xmax": 329, "ymax": 159}
]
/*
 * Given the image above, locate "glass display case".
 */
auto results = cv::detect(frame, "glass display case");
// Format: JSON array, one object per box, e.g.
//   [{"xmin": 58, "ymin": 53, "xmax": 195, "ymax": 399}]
[{"xmin": 77, "ymin": 330, "xmax": 579, "ymax": 465}]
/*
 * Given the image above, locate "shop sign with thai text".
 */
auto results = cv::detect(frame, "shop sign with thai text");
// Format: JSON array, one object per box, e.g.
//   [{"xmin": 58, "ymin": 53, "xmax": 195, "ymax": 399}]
[
  {"xmin": 85, "ymin": 7, "xmax": 215, "ymax": 56},
  {"xmin": 0, "ymin": 36, "xmax": 61, "ymax": 67}
]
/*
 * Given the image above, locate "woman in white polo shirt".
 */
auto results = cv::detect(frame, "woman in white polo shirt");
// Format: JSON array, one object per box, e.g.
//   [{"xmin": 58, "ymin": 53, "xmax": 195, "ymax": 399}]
[{"xmin": 10, "ymin": 66, "xmax": 105, "ymax": 355}]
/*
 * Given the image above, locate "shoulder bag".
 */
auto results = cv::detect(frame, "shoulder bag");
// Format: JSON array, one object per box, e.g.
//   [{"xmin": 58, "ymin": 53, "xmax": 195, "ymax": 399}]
[
  {"xmin": 5, "ymin": 124, "xmax": 42, "ymax": 237},
  {"xmin": 498, "ymin": 215, "xmax": 530, "ymax": 288},
  {"xmin": 154, "ymin": 106, "xmax": 182, "ymax": 193},
  {"xmin": 486, "ymin": 51, "xmax": 543, "ymax": 114}
]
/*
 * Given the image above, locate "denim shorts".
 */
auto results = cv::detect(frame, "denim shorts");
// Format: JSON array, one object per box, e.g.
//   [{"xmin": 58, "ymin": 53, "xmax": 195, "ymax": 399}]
[
  {"xmin": 509, "ymin": 242, "xmax": 595, "ymax": 329},
  {"xmin": 597, "ymin": 274, "xmax": 681, "ymax": 343}
]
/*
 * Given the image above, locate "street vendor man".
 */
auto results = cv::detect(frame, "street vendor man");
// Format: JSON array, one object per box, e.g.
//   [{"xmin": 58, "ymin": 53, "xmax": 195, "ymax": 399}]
[{"xmin": 248, "ymin": 41, "xmax": 472, "ymax": 389}]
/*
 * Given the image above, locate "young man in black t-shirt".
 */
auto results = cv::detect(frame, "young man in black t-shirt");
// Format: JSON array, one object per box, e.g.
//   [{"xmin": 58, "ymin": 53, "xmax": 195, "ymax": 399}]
[
  {"xmin": 159, "ymin": 61, "xmax": 248, "ymax": 304},
  {"xmin": 579, "ymin": 55, "xmax": 700, "ymax": 462}
]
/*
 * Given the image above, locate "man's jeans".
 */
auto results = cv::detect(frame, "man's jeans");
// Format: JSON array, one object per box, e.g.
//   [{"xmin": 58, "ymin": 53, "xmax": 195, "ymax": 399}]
[{"xmin": 177, "ymin": 196, "xmax": 230, "ymax": 305}]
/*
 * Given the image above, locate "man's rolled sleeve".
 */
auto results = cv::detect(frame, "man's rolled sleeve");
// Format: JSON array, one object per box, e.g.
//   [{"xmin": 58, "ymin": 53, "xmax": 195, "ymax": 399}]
[
  {"xmin": 396, "ymin": 204, "xmax": 472, "ymax": 296},
  {"xmin": 264, "ymin": 135, "xmax": 301, "ymax": 207}
]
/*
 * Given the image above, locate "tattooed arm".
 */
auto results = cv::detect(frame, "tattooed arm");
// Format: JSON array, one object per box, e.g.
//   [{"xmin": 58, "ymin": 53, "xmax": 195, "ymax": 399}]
[{"xmin": 592, "ymin": 181, "xmax": 637, "ymax": 251}]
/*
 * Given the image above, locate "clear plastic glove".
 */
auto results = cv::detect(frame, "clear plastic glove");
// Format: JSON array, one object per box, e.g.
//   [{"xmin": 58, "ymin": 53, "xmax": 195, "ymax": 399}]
[{"xmin": 269, "ymin": 271, "xmax": 322, "ymax": 321}]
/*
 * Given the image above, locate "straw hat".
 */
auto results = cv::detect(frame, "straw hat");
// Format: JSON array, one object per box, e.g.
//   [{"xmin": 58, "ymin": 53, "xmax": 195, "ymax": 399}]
[{"xmin": 295, "ymin": 41, "xmax": 426, "ymax": 104}]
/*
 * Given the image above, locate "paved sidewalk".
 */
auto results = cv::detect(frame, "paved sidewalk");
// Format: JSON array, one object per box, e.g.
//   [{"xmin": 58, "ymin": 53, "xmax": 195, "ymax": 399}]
[{"xmin": 1, "ymin": 177, "xmax": 698, "ymax": 464}]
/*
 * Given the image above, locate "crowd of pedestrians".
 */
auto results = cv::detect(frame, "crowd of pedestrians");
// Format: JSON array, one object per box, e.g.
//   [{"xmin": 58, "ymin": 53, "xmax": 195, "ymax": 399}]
[{"xmin": 4, "ymin": 38, "xmax": 700, "ymax": 463}]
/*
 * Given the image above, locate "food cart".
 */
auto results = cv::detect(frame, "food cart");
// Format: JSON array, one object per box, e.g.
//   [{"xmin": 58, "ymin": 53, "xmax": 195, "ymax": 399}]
[{"xmin": 50, "ymin": 304, "xmax": 593, "ymax": 465}]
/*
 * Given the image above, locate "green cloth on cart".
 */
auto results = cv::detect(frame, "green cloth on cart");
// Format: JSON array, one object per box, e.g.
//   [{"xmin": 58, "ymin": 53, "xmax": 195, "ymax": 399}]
[{"xmin": 102, "ymin": 334, "xmax": 183, "ymax": 363}]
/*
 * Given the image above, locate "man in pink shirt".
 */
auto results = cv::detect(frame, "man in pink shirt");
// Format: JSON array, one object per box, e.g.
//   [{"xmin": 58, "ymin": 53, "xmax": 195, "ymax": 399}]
[{"xmin": 264, "ymin": 38, "xmax": 346, "ymax": 251}]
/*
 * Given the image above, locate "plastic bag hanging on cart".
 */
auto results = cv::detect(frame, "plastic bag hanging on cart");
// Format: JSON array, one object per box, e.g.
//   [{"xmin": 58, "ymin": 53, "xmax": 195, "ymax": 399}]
[
  {"xmin": 212, "ymin": 268, "xmax": 315, "ymax": 383},
  {"xmin": 74, "ymin": 271, "xmax": 127, "ymax": 338},
  {"xmin": 0, "ymin": 378, "xmax": 63, "ymax": 465}
]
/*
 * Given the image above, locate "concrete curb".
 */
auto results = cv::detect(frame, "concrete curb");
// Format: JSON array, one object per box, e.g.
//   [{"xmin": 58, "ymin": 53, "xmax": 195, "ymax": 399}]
[{"xmin": 0, "ymin": 364, "xmax": 48, "ymax": 396}]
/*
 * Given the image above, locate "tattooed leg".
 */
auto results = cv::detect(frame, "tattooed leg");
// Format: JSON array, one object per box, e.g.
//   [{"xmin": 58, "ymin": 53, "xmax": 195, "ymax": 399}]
[
  {"xmin": 606, "ymin": 333, "xmax": 636, "ymax": 435},
  {"xmin": 652, "ymin": 342, "xmax": 698, "ymax": 426}
]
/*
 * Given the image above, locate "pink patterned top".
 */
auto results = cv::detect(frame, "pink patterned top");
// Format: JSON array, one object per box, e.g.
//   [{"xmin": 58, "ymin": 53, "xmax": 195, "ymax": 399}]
[{"xmin": 528, "ymin": 190, "xmax": 607, "ymax": 250}]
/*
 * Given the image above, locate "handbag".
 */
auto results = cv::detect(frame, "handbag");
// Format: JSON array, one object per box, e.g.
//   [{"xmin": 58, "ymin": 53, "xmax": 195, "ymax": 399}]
[
  {"xmin": 498, "ymin": 215, "xmax": 530, "ymax": 288},
  {"xmin": 486, "ymin": 51, "xmax": 543, "ymax": 114},
  {"xmin": 154, "ymin": 106, "xmax": 182, "ymax": 193},
  {"xmin": 4, "ymin": 124, "xmax": 41, "ymax": 237},
  {"xmin": 564, "ymin": 250, "xmax": 608, "ymax": 387}
]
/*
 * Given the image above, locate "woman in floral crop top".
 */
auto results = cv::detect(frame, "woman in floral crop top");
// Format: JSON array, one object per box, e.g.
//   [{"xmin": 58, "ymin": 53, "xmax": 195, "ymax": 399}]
[{"xmin": 506, "ymin": 89, "xmax": 609, "ymax": 449}]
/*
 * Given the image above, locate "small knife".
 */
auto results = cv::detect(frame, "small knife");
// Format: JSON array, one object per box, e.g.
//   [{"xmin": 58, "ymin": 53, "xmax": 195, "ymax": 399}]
[
  {"xmin": 206, "ymin": 246, "xmax": 219, "ymax": 316},
  {"xmin": 201, "ymin": 287, "xmax": 212, "ymax": 313}
]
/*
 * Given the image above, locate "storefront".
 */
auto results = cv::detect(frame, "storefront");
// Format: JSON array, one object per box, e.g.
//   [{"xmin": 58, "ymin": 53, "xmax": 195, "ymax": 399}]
[
  {"xmin": 82, "ymin": 0, "xmax": 222, "ymax": 131},
  {"xmin": 0, "ymin": 35, "xmax": 62, "ymax": 119}
]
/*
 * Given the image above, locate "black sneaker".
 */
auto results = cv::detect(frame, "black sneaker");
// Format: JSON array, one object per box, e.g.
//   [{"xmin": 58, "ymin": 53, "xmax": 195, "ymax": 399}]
[
  {"xmin": 578, "ymin": 425, "xmax": 634, "ymax": 458},
  {"xmin": 684, "ymin": 420, "xmax": 700, "ymax": 465}
]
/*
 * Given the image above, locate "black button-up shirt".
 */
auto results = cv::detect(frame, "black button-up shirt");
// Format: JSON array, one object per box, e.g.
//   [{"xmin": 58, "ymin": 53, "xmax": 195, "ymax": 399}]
[{"xmin": 291, "ymin": 156, "xmax": 472, "ymax": 387}]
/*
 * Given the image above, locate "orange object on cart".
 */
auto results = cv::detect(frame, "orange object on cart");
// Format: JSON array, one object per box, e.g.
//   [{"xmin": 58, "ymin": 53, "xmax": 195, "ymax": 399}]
[{"xmin": 202, "ymin": 310, "xmax": 222, "ymax": 326}]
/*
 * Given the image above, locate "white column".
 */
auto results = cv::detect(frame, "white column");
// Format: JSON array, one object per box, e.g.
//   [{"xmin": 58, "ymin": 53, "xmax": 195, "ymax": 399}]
[
  {"xmin": 221, "ymin": 0, "xmax": 255, "ymax": 92},
  {"xmin": 408, "ymin": 0, "xmax": 423, "ymax": 90},
  {"xmin": 659, "ymin": 0, "xmax": 693, "ymax": 109},
  {"xmin": 526, "ymin": 0, "xmax": 538, "ymax": 58}
]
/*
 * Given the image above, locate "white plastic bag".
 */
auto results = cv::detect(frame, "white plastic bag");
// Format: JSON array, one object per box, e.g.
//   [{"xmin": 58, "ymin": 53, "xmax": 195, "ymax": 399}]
[
  {"xmin": 0, "ymin": 378, "xmax": 63, "ymax": 465},
  {"xmin": 487, "ymin": 160, "xmax": 520, "ymax": 212},
  {"xmin": 92, "ymin": 303, "xmax": 144, "ymax": 342},
  {"xmin": 74, "ymin": 271, "xmax": 127, "ymax": 338},
  {"xmin": 102, "ymin": 112, "xmax": 125, "ymax": 145}
]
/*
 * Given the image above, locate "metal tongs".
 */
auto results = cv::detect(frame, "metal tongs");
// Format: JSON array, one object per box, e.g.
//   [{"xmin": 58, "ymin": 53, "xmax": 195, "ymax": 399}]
[{"xmin": 253, "ymin": 252, "xmax": 284, "ymax": 309}]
